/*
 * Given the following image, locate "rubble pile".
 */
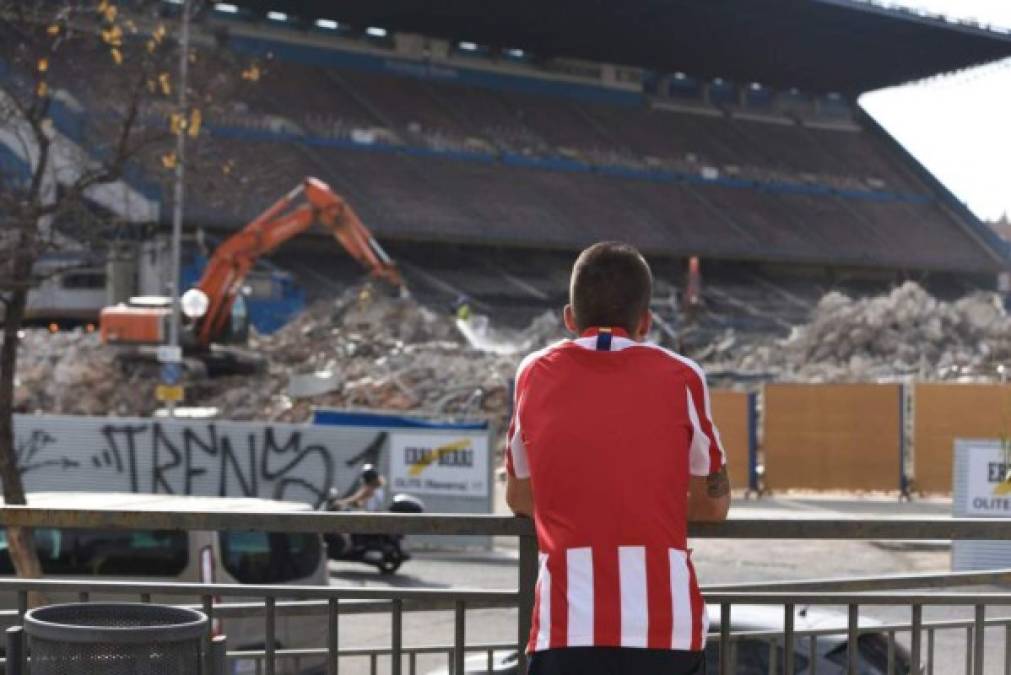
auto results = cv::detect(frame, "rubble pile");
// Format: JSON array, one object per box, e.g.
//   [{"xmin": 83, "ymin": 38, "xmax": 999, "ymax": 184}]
[
  {"xmin": 13, "ymin": 283, "xmax": 565, "ymax": 423},
  {"xmin": 708, "ymin": 281, "xmax": 1011, "ymax": 382},
  {"xmin": 229, "ymin": 284, "xmax": 551, "ymax": 422},
  {"xmin": 14, "ymin": 280, "xmax": 1011, "ymax": 421},
  {"xmin": 14, "ymin": 330, "xmax": 162, "ymax": 416}
]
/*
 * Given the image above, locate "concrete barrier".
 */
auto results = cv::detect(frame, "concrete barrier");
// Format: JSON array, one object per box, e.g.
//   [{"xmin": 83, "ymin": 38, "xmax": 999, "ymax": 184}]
[{"xmin": 764, "ymin": 383, "xmax": 902, "ymax": 491}]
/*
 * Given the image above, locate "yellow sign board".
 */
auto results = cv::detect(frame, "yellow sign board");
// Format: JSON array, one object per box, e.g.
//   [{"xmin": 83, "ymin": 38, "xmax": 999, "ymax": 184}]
[{"xmin": 155, "ymin": 385, "xmax": 185, "ymax": 403}]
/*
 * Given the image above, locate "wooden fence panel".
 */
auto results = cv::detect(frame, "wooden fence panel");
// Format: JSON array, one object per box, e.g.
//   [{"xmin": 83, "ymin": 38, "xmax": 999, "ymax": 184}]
[{"xmin": 764, "ymin": 383, "xmax": 902, "ymax": 491}]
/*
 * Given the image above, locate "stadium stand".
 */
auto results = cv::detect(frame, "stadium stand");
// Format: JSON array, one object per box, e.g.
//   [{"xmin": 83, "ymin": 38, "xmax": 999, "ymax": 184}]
[{"xmin": 6, "ymin": 0, "xmax": 1010, "ymax": 333}]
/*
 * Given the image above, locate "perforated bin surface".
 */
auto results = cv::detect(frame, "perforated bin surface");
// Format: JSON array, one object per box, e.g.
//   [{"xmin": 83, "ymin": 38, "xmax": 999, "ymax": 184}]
[{"xmin": 24, "ymin": 603, "xmax": 206, "ymax": 675}]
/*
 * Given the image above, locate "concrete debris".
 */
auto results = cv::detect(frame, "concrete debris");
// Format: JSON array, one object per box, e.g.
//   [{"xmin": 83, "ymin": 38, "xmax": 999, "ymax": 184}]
[
  {"xmin": 706, "ymin": 281, "xmax": 1011, "ymax": 382},
  {"xmin": 12, "ymin": 283, "xmax": 564, "ymax": 423}
]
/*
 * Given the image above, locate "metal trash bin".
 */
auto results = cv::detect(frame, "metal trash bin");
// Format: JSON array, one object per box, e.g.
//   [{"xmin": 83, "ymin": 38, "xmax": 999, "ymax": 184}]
[{"xmin": 22, "ymin": 603, "xmax": 208, "ymax": 675}]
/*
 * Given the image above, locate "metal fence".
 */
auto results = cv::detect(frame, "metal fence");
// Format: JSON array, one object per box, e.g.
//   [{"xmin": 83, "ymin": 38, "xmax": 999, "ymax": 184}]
[{"xmin": 1, "ymin": 507, "xmax": 1011, "ymax": 675}]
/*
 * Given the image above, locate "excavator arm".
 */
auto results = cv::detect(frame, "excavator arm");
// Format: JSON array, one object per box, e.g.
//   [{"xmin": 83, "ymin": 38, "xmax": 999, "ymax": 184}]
[
  {"xmin": 195, "ymin": 177, "xmax": 402, "ymax": 346},
  {"xmin": 100, "ymin": 177, "xmax": 401, "ymax": 348}
]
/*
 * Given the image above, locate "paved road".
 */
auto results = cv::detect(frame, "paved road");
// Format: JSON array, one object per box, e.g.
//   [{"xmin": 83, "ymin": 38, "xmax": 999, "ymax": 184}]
[{"xmin": 317, "ymin": 494, "xmax": 1009, "ymax": 674}]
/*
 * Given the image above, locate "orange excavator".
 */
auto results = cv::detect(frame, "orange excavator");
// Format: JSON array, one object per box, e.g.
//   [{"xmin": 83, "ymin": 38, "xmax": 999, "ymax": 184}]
[{"xmin": 100, "ymin": 177, "xmax": 403, "ymax": 354}]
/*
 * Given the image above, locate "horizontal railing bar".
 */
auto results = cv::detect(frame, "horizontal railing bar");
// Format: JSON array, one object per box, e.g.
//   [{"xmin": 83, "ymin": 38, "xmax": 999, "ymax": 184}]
[
  {"xmin": 228, "ymin": 614, "xmax": 1011, "ymax": 661},
  {"xmin": 228, "ymin": 642, "xmax": 516, "ymax": 659},
  {"xmin": 0, "ymin": 577, "xmax": 515, "ymax": 601},
  {"xmin": 3, "ymin": 508, "xmax": 1011, "ymax": 540},
  {"xmin": 707, "ymin": 569, "xmax": 1011, "ymax": 592},
  {"xmin": 0, "ymin": 597, "xmax": 516, "ymax": 626},
  {"xmin": 705, "ymin": 592, "xmax": 1011, "ymax": 605},
  {"xmin": 711, "ymin": 616, "xmax": 1011, "ymax": 642},
  {"xmin": 0, "ymin": 508, "xmax": 532, "ymax": 536}
]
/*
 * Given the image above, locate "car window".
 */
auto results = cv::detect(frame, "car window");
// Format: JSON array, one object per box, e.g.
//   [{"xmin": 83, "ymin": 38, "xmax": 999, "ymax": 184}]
[
  {"xmin": 0, "ymin": 528, "xmax": 188, "ymax": 576},
  {"xmin": 218, "ymin": 531, "xmax": 321, "ymax": 584},
  {"xmin": 705, "ymin": 638, "xmax": 811, "ymax": 675},
  {"xmin": 825, "ymin": 634, "xmax": 909, "ymax": 675}
]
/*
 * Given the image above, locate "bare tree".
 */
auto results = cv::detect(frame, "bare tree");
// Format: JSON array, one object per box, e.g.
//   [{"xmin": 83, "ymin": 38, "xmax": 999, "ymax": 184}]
[{"xmin": 0, "ymin": 0, "xmax": 208, "ymax": 582}]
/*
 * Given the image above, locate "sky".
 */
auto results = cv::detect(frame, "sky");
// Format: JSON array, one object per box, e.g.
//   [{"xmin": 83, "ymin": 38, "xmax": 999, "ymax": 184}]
[{"xmin": 858, "ymin": 1, "xmax": 1011, "ymax": 222}]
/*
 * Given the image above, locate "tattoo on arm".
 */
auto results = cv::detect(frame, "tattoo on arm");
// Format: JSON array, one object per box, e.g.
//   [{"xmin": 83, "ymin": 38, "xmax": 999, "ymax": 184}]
[{"xmin": 706, "ymin": 466, "xmax": 730, "ymax": 498}]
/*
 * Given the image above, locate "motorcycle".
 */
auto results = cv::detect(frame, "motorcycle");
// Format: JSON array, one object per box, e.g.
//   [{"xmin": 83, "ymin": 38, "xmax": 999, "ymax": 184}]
[{"xmin": 317, "ymin": 491, "xmax": 425, "ymax": 574}]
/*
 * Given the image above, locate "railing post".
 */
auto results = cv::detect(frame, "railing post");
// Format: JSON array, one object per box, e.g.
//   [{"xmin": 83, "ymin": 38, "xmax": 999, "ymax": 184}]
[
  {"xmin": 392, "ymin": 599, "xmax": 403, "ymax": 675},
  {"xmin": 518, "ymin": 531, "xmax": 538, "ymax": 673},
  {"xmin": 911, "ymin": 604, "xmax": 922, "ymax": 674},
  {"xmin": 454, "ymin": 601, "xmax": 466, "ymax": 675},
  {"xmin": 265, "ymin": 596, "xmax": 276, "ymax": 675},
  {"xmin": 974, "ymin": 605, "xmax": 985, "ymax": 675},
  {"xmin": 6, "ymin": 625, "xmax": 24, "ymax": 675},
  {"xmin": 328, "ymin": 598, "xmax": 340, "ymax": 675},
  {"xmin": 720, "ymin": 602, "xmax": 731, "ymax": 675},
  {"xmin": 211, "ymin": 634, "xmax": 227, "ymax": 675},
  {"xmin": 784, "ymin": 603, "xmax": 795, "ymax": 675},
  {"xmin": 848, "ymin": 604, "xmax": 859, "ymax": 675},
  {"xmin": 203, "ymin": 594, "xmax": 215, "ymax": 675}
]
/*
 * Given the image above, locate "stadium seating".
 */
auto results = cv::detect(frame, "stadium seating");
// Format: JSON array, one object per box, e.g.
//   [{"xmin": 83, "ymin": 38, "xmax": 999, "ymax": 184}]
[{"xmin": 24, "ymin": 34, "xmax": 998, "ymax": 273}]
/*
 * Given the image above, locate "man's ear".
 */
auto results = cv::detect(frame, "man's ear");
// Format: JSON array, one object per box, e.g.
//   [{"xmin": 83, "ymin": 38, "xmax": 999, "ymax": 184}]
[
  {"xmin": 635, "ymin": 310, "xmax": 652, "ymax": 341},
  {"xmin": 563, "ymin": 305, "xmax": 578, "ymax": 334}
]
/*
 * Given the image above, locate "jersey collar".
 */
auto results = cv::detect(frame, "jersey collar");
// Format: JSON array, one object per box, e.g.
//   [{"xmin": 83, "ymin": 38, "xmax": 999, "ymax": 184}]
[{"xmin": 575, "ymin": 326, "xmax": 634, "ymax": 352}]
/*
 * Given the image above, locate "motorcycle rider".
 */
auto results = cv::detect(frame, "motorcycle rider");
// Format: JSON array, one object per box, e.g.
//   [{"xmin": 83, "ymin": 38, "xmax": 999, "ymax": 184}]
[
  {"xmin": 322, "ymin": 464, "xmax": 387, "ymax": 558},
  {"xmin": 342, "ymin": 464, "xmax": 386, "ymax": 512}
]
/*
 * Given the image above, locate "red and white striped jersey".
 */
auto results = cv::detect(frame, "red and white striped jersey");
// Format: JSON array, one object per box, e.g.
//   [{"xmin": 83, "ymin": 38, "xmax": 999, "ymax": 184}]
[{"xmin": 505, "ymin": 327, "xmax": 726, "ymax": 653}]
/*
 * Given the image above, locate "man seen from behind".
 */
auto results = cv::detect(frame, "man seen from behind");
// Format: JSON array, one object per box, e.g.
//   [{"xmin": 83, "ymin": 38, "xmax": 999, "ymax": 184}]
[{"xmin": 505, "ymin": 241, "xmax": 730, "ymax": 675}]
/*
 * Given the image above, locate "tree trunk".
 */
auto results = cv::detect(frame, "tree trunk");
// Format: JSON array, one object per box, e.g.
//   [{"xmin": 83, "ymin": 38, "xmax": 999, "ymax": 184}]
[{"xmin": 0, "ymin": 267, "xmax": 46, "ymax": 592}]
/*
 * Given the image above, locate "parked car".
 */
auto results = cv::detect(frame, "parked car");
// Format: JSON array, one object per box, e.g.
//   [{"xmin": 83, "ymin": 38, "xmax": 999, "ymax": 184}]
[
  {"xmin": 0, "ymin": 492, "xmax": 329, "ymax": 675},
  {"xmin": 425, "ymin": 605, "xmax": 914, "ymax": 674}
]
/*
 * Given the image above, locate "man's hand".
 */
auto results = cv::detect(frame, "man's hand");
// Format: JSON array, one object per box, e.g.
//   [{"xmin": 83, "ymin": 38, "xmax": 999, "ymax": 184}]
[
  {"xmin": 506, "ymin": 475, "xmax": 534, "ymax": 517},
  {"xmin": 687, "ymin": 466, "xmax": 730, "ymax": 522}
]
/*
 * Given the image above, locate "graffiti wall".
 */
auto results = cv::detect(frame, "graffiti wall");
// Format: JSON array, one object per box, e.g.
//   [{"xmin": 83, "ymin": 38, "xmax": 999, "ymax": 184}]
[{"xmin": 11, "ymin": 414, "xmax": 490, "ymax": 510}]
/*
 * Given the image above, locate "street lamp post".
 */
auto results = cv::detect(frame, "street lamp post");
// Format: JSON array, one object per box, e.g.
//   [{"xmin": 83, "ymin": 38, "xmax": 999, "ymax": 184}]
[{"xmin": 164, "ymin": 0, "xmax": 192, "ymax": 416}]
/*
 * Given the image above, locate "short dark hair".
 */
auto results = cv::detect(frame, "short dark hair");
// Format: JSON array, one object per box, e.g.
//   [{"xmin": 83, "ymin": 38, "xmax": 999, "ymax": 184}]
[{"xmin": 569, "ymin": 242, "xmax": 652, "ymax": 334}]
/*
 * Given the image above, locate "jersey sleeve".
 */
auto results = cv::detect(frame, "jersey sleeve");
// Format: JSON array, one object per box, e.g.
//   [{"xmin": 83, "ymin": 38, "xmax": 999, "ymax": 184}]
[
  {"xmin": 684, "ymin": 364, "xmax": 727, "ymax": 477},
  {"xmin": 504, "ymin": 362, "xmax": 533, "ymax": 480}
]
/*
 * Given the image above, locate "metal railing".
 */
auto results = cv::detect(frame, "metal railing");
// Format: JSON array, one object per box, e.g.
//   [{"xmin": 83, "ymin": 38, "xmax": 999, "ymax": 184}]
[{"xmin": 1, "ymin": 508, "xmax": 1011, "ymax": 674}]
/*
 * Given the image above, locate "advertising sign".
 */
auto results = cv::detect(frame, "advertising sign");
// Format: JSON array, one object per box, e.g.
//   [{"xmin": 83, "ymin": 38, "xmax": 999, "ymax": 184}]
[
  {"xmin": 389, "ymin": 432, "xmax": 489, "ymax": 497},
  {"xmin": 962, "ymin": 441, "xmax": 1011, "ymax": 516}
]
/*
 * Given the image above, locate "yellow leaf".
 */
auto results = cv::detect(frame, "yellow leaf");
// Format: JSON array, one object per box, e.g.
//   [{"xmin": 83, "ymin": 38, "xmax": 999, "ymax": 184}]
[
  {"xmin": 36, "ymin": 81, "xmax": 48, "ymax": 98},
  {"xmin": 46, "ymin": 24, "xmax": 60, "ymax": 37},
  {"xmin": 161, "ymin": 152, "xmax": 177, "ymax": 169},
  {"xmin": 241, "ymin": 64, "xmax": 261, "ymax": 82},
  {"xmin": 37, "ymin": 58, "xmax": 48, "ymax": 73},
  {"xmin": 146, "ymin": 39, "xmax": 156, "ymax": 53},
  {"xmin": 98, "ymin": 0, "xmax": 109, "ymax": 12},
  {"xmin": 101, "ymin": 25, "xmax": 123, "ymax": 47},
  {"xmin": 169, "ymin": 112, "xmax": 186, "ymax": 136},
  {"xmin": 153, "ymin": 24, "xmax": 166, "ymax": 42},
  {"xmin": 103, "ymin": 5, "xmax": 118, "ymax": 23},
  {"xmin": 188, "ymin": 109, "xmax": 202, "ymax": 138},
  {"xmin": 158, "ymin": 72, "xmax": 172, "ymax": 96},
  {"xmin": 110, "ymin": 48, "xmax": 123, "ymax": 65}
]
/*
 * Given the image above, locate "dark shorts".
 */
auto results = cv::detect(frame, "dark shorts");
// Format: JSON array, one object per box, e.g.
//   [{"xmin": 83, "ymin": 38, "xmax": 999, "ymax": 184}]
[{"xmin": 528, "ymin": 647, "xmax": 706, "ymax": 675}]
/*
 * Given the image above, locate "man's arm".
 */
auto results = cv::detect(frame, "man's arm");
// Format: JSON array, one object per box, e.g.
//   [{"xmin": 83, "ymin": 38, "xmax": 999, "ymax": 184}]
[
  {"xmin": 687, "ymin": 466, "xmax": 730, "ymax": 522},
  {"xmin": 506, "ymin": 475, "xmax": 534, "ymax": 517}
]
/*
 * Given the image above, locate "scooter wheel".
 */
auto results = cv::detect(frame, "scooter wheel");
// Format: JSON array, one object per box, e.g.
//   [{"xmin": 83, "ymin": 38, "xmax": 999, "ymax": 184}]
[{"xmin": 378, "ymin": 554, "xmax": 402, "ymax": 575}]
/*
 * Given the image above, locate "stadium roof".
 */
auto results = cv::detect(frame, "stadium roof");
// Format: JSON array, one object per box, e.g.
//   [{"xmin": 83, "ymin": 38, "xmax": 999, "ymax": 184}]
[{"xmin": 224, "ymin": 0, "xmax": 1011, "ymax": 95}]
